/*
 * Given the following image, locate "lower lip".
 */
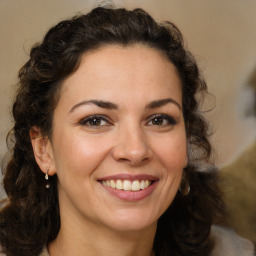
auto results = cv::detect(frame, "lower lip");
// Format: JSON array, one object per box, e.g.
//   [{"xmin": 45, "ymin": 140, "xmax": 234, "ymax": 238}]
[{"xmin": 100, "ymin": 181, "xmax": 158, "ymax": 202}]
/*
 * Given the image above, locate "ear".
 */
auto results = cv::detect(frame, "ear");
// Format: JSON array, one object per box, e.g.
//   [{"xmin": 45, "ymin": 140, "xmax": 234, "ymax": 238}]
[{"xmin": 30, "ymin": 126, "xmax": 56, "ymax": 176}]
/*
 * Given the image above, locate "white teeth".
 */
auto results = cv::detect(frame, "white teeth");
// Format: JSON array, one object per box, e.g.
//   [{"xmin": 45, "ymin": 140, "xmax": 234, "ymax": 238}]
[
  {"xmin": 102, "ymin": 179, "xmax": 152, "ymax": 191},
  {"xmin": 116, "ymin": 179, "xmax": 122, "ymax": 189},
  {"xmin": 123, "ymin": 180, "xmax": 132, "ymax": 191},
  {"xmin": 110, "ymin": 180, "xmax": 115, "ymax": 189},
  {"xmin": 132, "ymin": 180, "xmax": 140, "ymax": 191},
  {"xmin": 140, "ymin": 180, "xmax": 145, "ymax": 189}
]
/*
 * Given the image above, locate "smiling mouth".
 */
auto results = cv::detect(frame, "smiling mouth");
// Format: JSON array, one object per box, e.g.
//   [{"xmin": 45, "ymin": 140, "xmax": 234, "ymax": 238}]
[{"xmin": 100, "ymin": 179, "xmax": 153, "ymax": 192}]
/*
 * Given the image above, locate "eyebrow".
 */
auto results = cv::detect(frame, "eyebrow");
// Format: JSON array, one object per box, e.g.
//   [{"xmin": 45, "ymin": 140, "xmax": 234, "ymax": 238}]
[
  {"xmin": 69, "ymin": 100, "xmax": 118, "ymax": 113},
  {"xmin": 69, "ymin": 98, "xmax": 181, "ymax": 113},
  {"xmin": 145, "ymin": 98, "xmax": 182, "ymax": 110}
]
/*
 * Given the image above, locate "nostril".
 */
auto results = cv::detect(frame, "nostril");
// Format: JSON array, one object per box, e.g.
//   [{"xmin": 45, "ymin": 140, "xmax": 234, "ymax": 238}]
[{"xmin": 111, "ymin": 133, "xmax": 152, "ymax": 165}]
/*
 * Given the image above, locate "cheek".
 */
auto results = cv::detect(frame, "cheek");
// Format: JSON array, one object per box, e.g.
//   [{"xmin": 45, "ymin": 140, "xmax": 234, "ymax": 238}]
[
  {"xmin": 151, "ymin": 133, "xmax": 186, "ymax": 216},
  {"xmin": 153, "ymin": 132, "xmax": 187, "ymax": 170},
  {"xmin": 52, "ymin": 131, "xmax": 111, "ymax": 178}
]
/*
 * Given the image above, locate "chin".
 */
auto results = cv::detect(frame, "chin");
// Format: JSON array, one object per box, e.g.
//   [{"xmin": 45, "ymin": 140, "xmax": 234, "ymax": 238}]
[{"xmin": 103, "ymin": 209, "xmax": 158, "ymax": 233}]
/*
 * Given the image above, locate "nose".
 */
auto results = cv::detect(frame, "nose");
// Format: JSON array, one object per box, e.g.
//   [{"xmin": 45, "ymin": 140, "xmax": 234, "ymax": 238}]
[{"xmin": 111, "ymin": 124, "xmax": 153, "ymax": 166}]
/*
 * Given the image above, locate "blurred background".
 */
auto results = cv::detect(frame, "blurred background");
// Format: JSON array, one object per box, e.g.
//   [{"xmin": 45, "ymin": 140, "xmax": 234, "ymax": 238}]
[{"xmin": 0, "ymin": 0, "xmax": 255, "ymax": 244}]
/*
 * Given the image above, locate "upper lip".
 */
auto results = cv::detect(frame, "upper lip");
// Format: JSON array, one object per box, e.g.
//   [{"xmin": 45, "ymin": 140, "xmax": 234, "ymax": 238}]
[{"xmin": 97, "ymin": 174, "xmax": 159, "ymax": 182}]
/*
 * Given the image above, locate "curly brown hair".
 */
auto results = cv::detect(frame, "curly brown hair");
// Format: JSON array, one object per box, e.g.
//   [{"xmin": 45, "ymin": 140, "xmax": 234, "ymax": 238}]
[{"xmin": 0, "ymin": 6, "xmax": 223, "ymax": 256}]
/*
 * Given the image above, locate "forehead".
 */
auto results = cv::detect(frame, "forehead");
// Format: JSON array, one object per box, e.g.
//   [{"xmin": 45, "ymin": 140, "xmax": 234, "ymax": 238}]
[
  {"xmin": 78, "ymin": 44, "xmax": 176, "ymax": 77},
  {"xmin": 58, "ymin": 44, "xmax": 182, "ymax": 106}
]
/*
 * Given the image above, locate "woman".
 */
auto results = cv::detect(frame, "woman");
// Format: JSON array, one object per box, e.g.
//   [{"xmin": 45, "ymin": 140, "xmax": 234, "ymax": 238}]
[{"xmin": 0, "ymin": 5, "xmax": 254, "ymax": 256}]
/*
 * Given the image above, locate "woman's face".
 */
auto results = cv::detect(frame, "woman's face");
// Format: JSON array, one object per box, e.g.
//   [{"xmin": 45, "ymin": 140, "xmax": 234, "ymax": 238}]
[{"xmin": 48, "ymin": 44, "xmax": 187, "ymax": 232}]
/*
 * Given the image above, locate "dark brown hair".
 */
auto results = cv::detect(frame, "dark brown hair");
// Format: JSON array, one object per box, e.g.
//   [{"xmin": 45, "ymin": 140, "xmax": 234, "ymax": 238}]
[{"xmin": 0, "ymin": 6, "xmax": 223, "ymax": 256}]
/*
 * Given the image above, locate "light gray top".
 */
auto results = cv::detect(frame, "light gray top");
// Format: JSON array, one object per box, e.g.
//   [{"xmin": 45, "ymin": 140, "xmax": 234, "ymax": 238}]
[
  {"xmin": 1, "ymin": 225, "xmax": 254, "ymax": 256},
  {"xmin": 210, "ymin": 225, "xmax": 255, "ymax": 256}
]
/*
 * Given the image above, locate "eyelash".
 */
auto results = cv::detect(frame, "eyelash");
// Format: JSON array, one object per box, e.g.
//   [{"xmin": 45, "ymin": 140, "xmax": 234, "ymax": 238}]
[
  {"xmin": 78, "ymin": 114, "xmax": 177, "ymax": 128},
  {"xmin": 78, "ymin": 115, "xmax": 111, "ymax": 127},
  {"xmin": 146, "ymin": 114, "xmax": 177, "ymax": 126}
]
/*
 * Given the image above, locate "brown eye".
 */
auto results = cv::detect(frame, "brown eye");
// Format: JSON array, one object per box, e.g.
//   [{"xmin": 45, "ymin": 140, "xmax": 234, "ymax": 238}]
[
  {"xmin": 88, "ymin": 118, "xmax": 102, "ymax": 126},
  {"xmin": 79, "ymin": 115, "xmax": 110, "ymax": 127},
  {"xmin": 147, "ymin": 114, "xmax": 176, "ymax": 126},
  {"xmin": 152, "ymin": 117, "xmax": 164, "ymax": 125}
]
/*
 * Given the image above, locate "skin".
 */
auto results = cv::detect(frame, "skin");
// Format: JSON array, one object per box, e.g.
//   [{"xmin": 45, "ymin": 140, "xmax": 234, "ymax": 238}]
[{"xmin": 31, "ymin": 44, "xmax": 187, "ymax": 256}]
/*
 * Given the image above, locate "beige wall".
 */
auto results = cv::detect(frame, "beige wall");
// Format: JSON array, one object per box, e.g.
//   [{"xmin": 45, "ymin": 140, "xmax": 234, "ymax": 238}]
[{"xmin": 0, "ymin": 0, "xmax": 256, "ymax": 165}]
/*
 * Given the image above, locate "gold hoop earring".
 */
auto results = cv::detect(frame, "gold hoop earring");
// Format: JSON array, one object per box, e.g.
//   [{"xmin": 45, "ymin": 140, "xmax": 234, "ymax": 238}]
[{"xmin": 179, "ymin": 175, "xmax": 190, "ymax": 196}]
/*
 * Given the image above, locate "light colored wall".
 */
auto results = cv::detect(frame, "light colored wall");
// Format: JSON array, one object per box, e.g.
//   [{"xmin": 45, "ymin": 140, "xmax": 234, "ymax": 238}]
[{"xmin": 0, "ymin": 0, "xmax": 256, "ymax": 166}]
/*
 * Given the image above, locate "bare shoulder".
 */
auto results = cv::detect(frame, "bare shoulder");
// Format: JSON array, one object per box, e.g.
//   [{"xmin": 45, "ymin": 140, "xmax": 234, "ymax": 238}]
[{"xmin": 210, "ymin": 225, "xmax": 255, "ymax": 256}]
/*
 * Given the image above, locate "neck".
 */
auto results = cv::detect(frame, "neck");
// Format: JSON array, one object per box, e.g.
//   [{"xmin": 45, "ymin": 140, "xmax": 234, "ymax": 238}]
[{"xmin": 48, "ymin": 211, "xmax": 156, "ymax": 256}]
